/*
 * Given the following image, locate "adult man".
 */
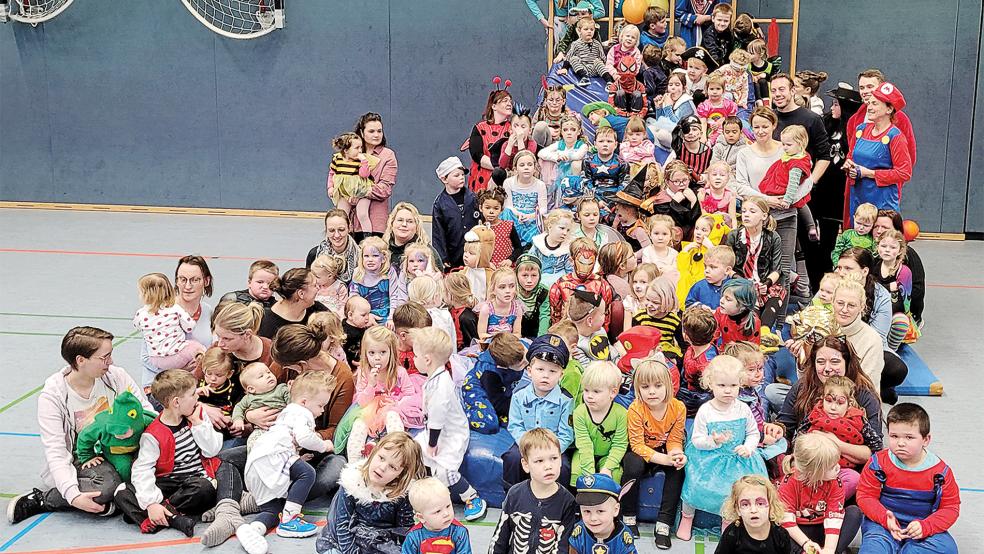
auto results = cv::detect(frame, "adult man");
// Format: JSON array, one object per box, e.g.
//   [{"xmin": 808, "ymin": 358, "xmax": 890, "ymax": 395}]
[{"xmin": 848, "ymin": 69, "xmax": 917, "ymax": 168}]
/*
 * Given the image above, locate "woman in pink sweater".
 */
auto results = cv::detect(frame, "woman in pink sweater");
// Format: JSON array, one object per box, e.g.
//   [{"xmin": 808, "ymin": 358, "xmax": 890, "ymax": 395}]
[{"xmin": 7, "ymin": 327, "xmax": 155, "ymax": 525}]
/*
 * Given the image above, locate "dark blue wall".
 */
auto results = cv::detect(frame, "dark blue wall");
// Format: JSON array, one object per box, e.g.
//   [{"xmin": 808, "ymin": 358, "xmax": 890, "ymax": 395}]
[{"xmin": 1, "ymin": 0, "xmax": 980, "ymax": 233}]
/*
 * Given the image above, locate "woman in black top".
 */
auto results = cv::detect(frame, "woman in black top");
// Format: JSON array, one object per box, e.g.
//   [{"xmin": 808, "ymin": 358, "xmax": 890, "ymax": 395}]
[{"xmin": 256, "ymin": 268, "xmax": 325, "ymax": 339}]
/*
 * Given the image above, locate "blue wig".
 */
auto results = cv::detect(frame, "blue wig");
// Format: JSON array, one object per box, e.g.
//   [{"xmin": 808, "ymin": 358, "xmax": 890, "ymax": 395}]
[{"xmin": 721, "ymin": 278, "xmax": 758, "ymax": 336}]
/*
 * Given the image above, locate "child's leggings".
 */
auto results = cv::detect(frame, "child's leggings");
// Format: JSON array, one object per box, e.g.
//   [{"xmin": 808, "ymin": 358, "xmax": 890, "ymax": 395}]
[
  {"xmin": 792, "ymin": 506, "xmax": 862, "ymax": 553},
  {"xmin": 347, "ymin": 411, "xmax": 403, "ymax": 461},
  {"xmin": 887, "ymin": 313, "xmax": 911, "ymax": 351},
  {"xmin": 254, "ymin": 459, "xmax": 316, "ymax": 530},
  {"xmin": 620, "ymin": 451, "xmax": 685, "ymax": 527},
  {"xmin": 115, "ymin": 474, "xmax": 216, "ymax": 524},
  {"xmin": 859, "ymin": 518, "xmax": 957, "ymax": 553}
]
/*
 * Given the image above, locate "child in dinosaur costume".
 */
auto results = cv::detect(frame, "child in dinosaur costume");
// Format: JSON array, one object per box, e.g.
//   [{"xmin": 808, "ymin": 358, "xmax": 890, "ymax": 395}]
[{"xmin": 75, "ymin": 391, "xmax": 156, "ymax": 481}]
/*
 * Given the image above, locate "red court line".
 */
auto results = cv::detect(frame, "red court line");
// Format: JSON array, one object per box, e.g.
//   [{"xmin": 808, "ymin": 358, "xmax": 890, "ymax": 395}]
[
  {"xmin": 0, "ymin": 248, "xmax": 304, "ymax": 264},
  {"xmin": 10, "ymin": 520, "xmax": 326, "ymax": 554}
]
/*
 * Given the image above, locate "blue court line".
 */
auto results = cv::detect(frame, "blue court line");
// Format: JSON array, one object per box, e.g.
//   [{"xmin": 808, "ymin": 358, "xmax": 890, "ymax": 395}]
[
  {"xmin": 0, "ymin": 512, "xmax": 50, "ymax": 551},
  {"xmin": 0, "ymin": 432, "xmax": 40, "ymax": 437},
  {"xmin": 961, "ymin": 487, "xmax": 984, "ymax": 493}
]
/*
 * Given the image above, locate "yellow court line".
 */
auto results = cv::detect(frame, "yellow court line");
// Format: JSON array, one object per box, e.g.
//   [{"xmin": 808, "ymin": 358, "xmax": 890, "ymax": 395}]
[{"xmin": 0, "ymin": 201, "xmax": 434, "ymax": 222}]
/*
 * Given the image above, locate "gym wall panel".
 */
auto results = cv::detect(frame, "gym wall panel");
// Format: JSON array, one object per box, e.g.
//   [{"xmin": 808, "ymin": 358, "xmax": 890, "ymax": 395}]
[
  {"xmin": 965, "ymin": 2, "xmax": 984, "ymax": 234},
  {"xmin": 0, "ymin": 26, "xmax": 53, "ymax": 196},
  {"xmin": 386, "ymin": 0, "xmax": 544, "ymax": 211},
  {"xmin": 40, "ymin": 1, "xmax": 221, "ymax": 206},
  {"xmin": 212, "ymin": 1, "xmax": 392, "ymax": 210}
]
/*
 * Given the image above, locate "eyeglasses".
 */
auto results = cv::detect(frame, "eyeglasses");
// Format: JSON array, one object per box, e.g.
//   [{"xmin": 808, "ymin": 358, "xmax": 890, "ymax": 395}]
[
  {"xmin": 738, "ymin": 498, "xmax": 769, "ymax": 509},
  {"xmin": 176, "ymin": 276, "xmax": 203, "ymax": 285},
  {"xmin": 92, "ymin": 352, "xmax": 113, "ymax": 362}
]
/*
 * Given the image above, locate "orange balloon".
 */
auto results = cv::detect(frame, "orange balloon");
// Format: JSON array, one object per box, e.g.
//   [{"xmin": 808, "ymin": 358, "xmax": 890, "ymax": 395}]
[
  {"xmin": 902, "ymin": 220, "xmax": 919, "ymax": 242},
  {"xmin": 622, "ymin": 0, "xmax": 648, "ymax": 24}
]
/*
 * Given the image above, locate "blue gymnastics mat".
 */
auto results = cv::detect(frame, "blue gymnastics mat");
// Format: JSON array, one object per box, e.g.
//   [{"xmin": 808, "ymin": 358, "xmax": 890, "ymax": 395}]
[{"xmin": 896, "ymin": 344, "xmax": 943, "ymax": 396}]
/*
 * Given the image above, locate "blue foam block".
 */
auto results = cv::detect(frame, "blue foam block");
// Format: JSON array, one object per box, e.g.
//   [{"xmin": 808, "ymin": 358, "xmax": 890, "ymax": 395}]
[
  {"xmin": 896, "ymin": 344, "xmax": 943, "ymax": 396},
  {"xmin": 460, "ymin": 429, "xmax": 515, "ymax": 508},
  {"xmin": 637, "ymin": 472, "xmax": 666, "ymax": 522}
]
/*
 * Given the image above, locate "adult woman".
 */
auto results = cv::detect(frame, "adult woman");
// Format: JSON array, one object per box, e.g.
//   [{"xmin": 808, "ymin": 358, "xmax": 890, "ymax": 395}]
[
  {"xmin": 467, "ymin": 88, "xmax": 513, "ymax": 192},
  {"xmin": 8, "ymin": 327, "xmax": 155, "ymax": 524},
  {"xmin": 256, "ymin": 268, "xmax": 325, "ymax": 340},
  {"xmin": 383, "ymin": 202, "xmax": 442, "ymax": 272},
  {"xmin": 843, "ymin": 82, "xmax": 912, "ymax": 224},
  {"xmin": 833, "ymin": 248, "xmax": 891, "ymax": 340},
  {"xmin": 306, "ymin": 209, "xmax": 358, "ymax": 284},
  {"xmin": 831, "ymin": 278, "xmax": 907, "ymax": 404},
  {"xmin": 802, "ymin": 83, "xmax": 865, "ymax": 290},
  {"xmin": 598, "ymin": 241, "xmax": 636, "ymax": 300},
  {"xmin": 873, "ymin": 209, "xmax": 925, "ymax": 324},
  {"xmin": 733, "ymin": 107, "xmax": 807, "ymax": 308},
  {"xmin": 772, "ymin": 335, "xmax": 881, "ymax": 496},
  {"xmin": 197, "ymin": 302, "xmax": 274, "ymax": 432},
  {"xmin": 141, "ymin": 256, "xmax": 215, "ymax": 385},
  {"xmin": 352, "ymin": 112, "xmax": 399, "ymax": 239},
  {"xmin": 649, "ymin": 71, "xmax": 696, "ymax": 148},
  {"xmin": 270, "ymin": 324, "xmax": 354, "ymax": 497}
]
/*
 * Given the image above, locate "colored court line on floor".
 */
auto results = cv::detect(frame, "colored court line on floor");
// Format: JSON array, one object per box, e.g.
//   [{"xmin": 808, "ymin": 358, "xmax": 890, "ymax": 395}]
[
  {"xmin": 0, "ymin": 312, "xmax": 132, "ymax": 321},
  {"xmin": 925, "ymin": 283, "xmax": 984, "ymax": 289},
  {"xmin": 0, "ymin": 331, "xmax": 65, "ymax": 338},
  {"xmin": 0, "ymin": 248, "xmax": 304, "ymax": 264},
  {"xmin": 0, "ymin": 432, "xmax": 40, "ymax": 438},
  {"xmin": 0, "ymin": 513, "xmax": 50, "ymax": 552}
]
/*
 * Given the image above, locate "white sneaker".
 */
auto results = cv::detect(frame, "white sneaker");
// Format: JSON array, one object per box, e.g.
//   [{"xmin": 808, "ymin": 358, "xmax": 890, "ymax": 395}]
[{"xmin": 235, "ymin": 521, "xmax": 269, "ymax": 554}]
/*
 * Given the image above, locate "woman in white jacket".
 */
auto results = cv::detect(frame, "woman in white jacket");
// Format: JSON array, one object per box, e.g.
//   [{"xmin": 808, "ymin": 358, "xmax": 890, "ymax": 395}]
[{"xmin": 7, "ymin": 327, "xmax": 155, "ymax": 525}]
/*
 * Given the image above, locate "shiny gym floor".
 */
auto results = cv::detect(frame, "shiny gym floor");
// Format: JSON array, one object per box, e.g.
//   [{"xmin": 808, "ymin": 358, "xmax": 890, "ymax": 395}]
[{"xmin": 0, "ymin": 208, "xmax": 980, "ymax": 553}]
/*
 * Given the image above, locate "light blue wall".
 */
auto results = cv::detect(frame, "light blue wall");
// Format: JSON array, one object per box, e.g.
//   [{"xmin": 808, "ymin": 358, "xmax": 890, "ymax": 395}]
[{"xmin": 1, "ymin": 0, "xmax": 980, "ymax": 232}]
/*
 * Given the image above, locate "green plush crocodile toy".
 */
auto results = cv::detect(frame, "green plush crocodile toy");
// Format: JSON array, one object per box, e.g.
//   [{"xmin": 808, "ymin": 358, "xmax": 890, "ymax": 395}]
[{"xmin": 75, "ymin": 391, "xmax": 156, "ymax": 481}]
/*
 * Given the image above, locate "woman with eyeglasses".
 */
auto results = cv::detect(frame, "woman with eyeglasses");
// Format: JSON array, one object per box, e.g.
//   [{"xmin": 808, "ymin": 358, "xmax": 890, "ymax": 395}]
[
  {"xmin": 7, "ymin": 327, "xmax": 156, "ymax": 525},
  {"xmin": 138, "ymin": 255, "xmax": 215, "ymax": 386},
  {"xmin": 383, "ymin": 202, "xmax": 443, "ymax": 274},
  {"xmin": 772, "ymin": 334, "xmax": 882, "ymax": 497}
]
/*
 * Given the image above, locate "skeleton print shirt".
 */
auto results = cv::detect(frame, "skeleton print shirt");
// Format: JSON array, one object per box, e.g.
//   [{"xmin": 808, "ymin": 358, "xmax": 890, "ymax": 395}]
[{"xmin": 490, "ymin": 480, "xmax": 578, "ymax": 554}]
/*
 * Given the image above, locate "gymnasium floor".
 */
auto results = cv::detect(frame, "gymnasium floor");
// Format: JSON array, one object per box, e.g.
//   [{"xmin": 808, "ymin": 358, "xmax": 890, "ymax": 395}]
[{"xmin": 0, "ymin": 208, "xmax": 980, "ymax": 553}]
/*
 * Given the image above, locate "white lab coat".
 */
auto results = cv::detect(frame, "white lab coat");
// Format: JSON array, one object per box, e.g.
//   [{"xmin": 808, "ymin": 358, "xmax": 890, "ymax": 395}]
[
  {"xmin": 244, "ymin": 403, "xmax": 329, "ymax": 505},
  {"xmin": 414, "ymin": 368, "xmax": 469, "ymax": 473}
]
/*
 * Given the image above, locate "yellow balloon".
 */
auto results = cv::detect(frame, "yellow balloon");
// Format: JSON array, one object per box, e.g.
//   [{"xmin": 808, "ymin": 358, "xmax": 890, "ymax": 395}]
[{"xmin": 622, "ymin": 0, "xmax": 648, "ymax": 24}]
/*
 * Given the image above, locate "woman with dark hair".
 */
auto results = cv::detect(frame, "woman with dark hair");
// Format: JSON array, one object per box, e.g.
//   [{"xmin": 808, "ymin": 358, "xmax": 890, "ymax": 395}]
[
  {"xmin": 352, "ymin": 112, "xmax": 399, "ymax": 239},
  {"xmin": 467, "ymin": 89, "xmax": 513, "ymax": 193},
  {"xmin": 140, "ymin": 255, "xmax": 215, "ymax": 385},
  {"xmin": 256, "ymin": 268, "xmax": 325, "ymax": 339},
  {"xmin": 802, "ymin": 83, "xmax": 865, "ymax": 290},
  {"xmin": 771, "ymin": 335, "xmax": 881, "ymax": 497},
  {"xmin": 873, "ymin": 209, "xmax": 925, "ymax": 324},
  {"xmin": 306, "ymin": 209, "xmax": 358, "ymax": 284}
]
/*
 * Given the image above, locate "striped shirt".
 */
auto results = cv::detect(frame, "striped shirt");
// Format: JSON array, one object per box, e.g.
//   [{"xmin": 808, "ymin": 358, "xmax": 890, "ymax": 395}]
[
  {"xmin": 631, "ymin": 310, "xmax": 684, "ymax": 358},
  {"xmin": 329, "ymin": 153, "xmax": 362, "ymax": 176},
  {"xmin": 677, "ymin": 143, "xmax": 712, "ymax": 183},
  {"xmin": 166, "ymin": 421, "xmax": 207, "ymax": 479}
]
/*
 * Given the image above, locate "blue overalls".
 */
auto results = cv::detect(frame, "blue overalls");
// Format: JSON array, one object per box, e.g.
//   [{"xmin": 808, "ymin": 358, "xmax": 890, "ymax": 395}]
[
  {"xmin": 849, "ymin": 123, "xmax": 903, "ymax": 225},
  {"xmin": 859, "ymin": 455, "xmax": 958, "ymax": 553}
]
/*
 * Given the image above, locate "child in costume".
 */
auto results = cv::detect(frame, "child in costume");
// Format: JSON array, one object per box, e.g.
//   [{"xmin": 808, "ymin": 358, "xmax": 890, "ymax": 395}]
[
  {"xmin": 677, "ymin": 214, "xmax": 730, "ymax": 307},
  {"xmin": 697, "ymin": 74, "xmax": 738, "ymax": 144},
  {"xmin": 717, "ymin": 475, "xmax": 792, "ymax": 553},
  {"xmin": 408, "ymin": 276, "xmax": 456, "ymax": 348},
  {"xmin": 563, "ymin": 17, "xmax": 616, "ymax": 87},
  {"xmin": 236, "ymin": 371, "xmax": 336, "ymax": 551},
  {"xmin": 431, "ymin": 156, "xmax": 478, "ymax": 271},
  {"xmin": 875, "ymin": 230, "xmax": 918, "ymax": 350},
  {"xmin": 639, "ymin": 215, "xmax": 680, "ymax": 283},
  {"xmin": 574, "ymin": 197, "xmax": 621, "ymax": 248},
  {"xmin": 529, "ymin": 209, "xmax": 575, "ymax": 288},
  {"xmin": 679, "ymin": 356, "xmax": 767, "ymax": 541},
  {"xmin": 583, "ymin": 126, "xmax": 631, "ymax": 220},
  {"xmin": 569, "ymin": 473, "xmax": 637, "ymax": 553},
  {"xmin": 677, "ymin": 304, "xmax": 717, "ymax": 417},
  {"xmin": 347, "ymin": 327, "xmax": 420, "ymax": 461},
  {"xmin": 461, "ymin": 233, "xmax": 492, "ymax": 303},
  {"xmin": 311, "ymin": 255, "xmax": 348, "ymax": 317},
  {"xmin": 316, "ymin": 432, "xmax": 426, "ymax": 554},
  {"xmin": 549, "ymin": 320, "xmax": 586, "ymax": 407},
  {"xmin": 648, "ymin": 159, "xmax": 702, "ymax": 239},
  {"xmin": 74, "ymin": 391, "xmax": 155, "ymax": 483},
  {"xmin": 549, "ymin": 237, "xmax": 614, "ymax": 326},
  {"xmin": 461, "ymin": 332, "xmax": 526, "ymax": 433},
  {"xmin": 611, "ymin": 179, "xmax": 652, "ymax": 252},
  {"xmin": 624, "ymin": 262, "xmax": 659, "ymax": 318},
  {"xmin": 632, "ymin": 276, "xmax": 685, "ymax": 365},
  {"xmin": 571, "ymin": 362, "xmax": 628, "ymax": 487},
  {"xmin": 856, "ymin": 403, "xmax": 960, "ymax": 554},
  {"xmin": 779, "ymin": 434, "xmax": 861, "ymax": 554},
  {"xmin": 501, "ymin": 150, "xmax": 548, "ymax": 247},
  {"xmin": 401, "ymin": 243, "xmax": 444, "ymax": 284},
  {"xmin": 676, "ymin": 0, "xmax": 726, "ymax": 48},
  {"xmin": 403, "ymin": 478, "xmax": 472, "ymax": 554},
  {"xmin": 569, "ymin": 290, "xmax": 614, "ymax": 366},
  {"xmin": 444, "ymin": 271, "xmax": 480, "ymax": 350},
  {"xmin": 477, "ymin": 189, "xmax": 522, "ymax": 267},
  {"xmin": 134, "ymin": 273, "xmax": 207, "ymax": 371},
  {"xmin": 532, "ymin": 84, "xmax": 575, "ymax": 149},
  {"xmin": 831, "ymin": 202, "xmax": 878, "ymax": 265},
  {"xmin": 795, "ymin": 376, "xmax": 883, "ymax": 471},
  {"xmin": 515, "ymin": 254, "xmax": 550, "ymax": 338},
  {"xmin": 758, "ymin": 124, "xmax": 817, "ymax": 240},
  {"xmin": 606, "ymin": 24, "xmax": 645, "ymax": 117},
  {"xmin": 327, "ymin": 132, "xmax": 377, "ymax": 233},
  {"xmin": 491, "ymin": 429, "xmax": 578, "ymax": 554},
  {"xmin": 724, "ymin": 197, "xmax": 786, "ymax": 328},
  {"xmin": 196, "ymin": 347, "xmax": 236, "ymax": 425},
  {"xmin": 349, "ymin": 237, "xmax": 407, "ymax": 325},
  {"xmin": 714, "ymin": 278, "xmax": 761, "ymax": 347},
  {"xmin": 714, "ymin": 49, "xmax": 753, "ymax": 119},
  {"xmin": 619, "ymin": 117, "xmax": 657, "ymax": 174},
  {"xmin": 622, "ymin": 359, "xmax": 687, "ymax": 547},
  {"xmin": 538, "ymin": 114, "xmax": 590, "ymax": 211},
  {"xmin": 725, "ymin": 341, "xmax": 786, "ymax": 459},
  {"xmin": 699, "ymin": 160, "xmax": 738, "ymax": 227},
  {"xmin": 478, "ymin": 267, "xmax": 525, "ymax": 339},
  {"xmin": 411, "ymin": 328, "xmax": 487, "ymax": 521}
]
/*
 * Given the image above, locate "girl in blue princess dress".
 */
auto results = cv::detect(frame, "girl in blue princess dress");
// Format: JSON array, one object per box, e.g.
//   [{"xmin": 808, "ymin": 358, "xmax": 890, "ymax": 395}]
[
  {"xmin": 678, "ymin": 354, "xmax": 767, "ymax": 541},
  {"xmin": 348, "ymin": 237, "xmax": 407, "ymax": 325},
  {"xmin": 501, "ymin": 150, "xmax": 548, "ymax": 247}
]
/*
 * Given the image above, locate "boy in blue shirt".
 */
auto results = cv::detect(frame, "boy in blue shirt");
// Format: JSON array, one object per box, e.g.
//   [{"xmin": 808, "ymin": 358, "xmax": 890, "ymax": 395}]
[
  {"xmin": 403, "ymin": 477, "xmax": 472, "ymax": 554},
  {"xmin": 685, "ymin": 245, "xmax": 734, "ymax": 308},
  {"xmin": 569, "ymin": 473, "xmax": 636, "ymax": 553},
  {"xmin": 432, "ymin": 156, "xmax": 479, "ymax": 271},
  {"xmin": 501, "ymin": 334, "xmax": 575, "ymax": 492}
]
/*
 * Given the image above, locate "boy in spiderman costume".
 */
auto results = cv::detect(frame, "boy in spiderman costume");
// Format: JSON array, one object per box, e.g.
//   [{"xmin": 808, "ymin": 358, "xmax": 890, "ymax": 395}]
[{"xmin": 549, "ymin": 237, "xmax": 614, "ymax": 327}]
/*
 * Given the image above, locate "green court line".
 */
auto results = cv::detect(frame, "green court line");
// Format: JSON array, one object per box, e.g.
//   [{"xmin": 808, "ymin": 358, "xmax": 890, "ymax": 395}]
[
  {"xmin": 0, "ymin": 331, "xmax": 140, "ymax": 416},
  {"xmin": 0, "ymin": 331, "xmax": 65, "ymax": 337},
  {"xmin": 0, "ymin": 494, "xmax": 15, "ymax": 499},
  {"xmin": 0, "ymin": 312, "xmax": 132, "ymax": 321}
]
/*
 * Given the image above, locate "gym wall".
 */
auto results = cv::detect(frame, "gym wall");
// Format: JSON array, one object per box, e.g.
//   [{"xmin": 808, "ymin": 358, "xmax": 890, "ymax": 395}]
[{"xmin": 1, "ymin": 0, "xmax": 980, "ymax": 233}]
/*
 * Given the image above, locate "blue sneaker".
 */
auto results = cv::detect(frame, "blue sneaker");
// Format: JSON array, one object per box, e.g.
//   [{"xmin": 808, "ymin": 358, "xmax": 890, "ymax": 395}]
[
  {"xmin": 463, "ymin": 497, "xmax": 487, "ymax": 521},
  {"xmin": 276, "ymin": 515, "xmax": 318, "ymax": 538}
]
